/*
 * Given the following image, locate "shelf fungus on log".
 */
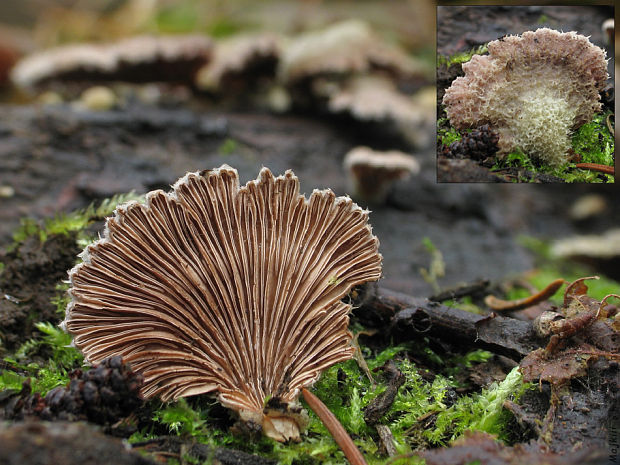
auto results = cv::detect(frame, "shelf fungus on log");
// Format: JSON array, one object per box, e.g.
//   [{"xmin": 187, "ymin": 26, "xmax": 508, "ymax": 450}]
[
  {"xmin": 279, "ymin": 19, "xmax": 422, "ymax": 83},
  {"xmin": 442, "ymin": 28, "xmax": 609, "ymax": 167},
  {"xmin": 195, "ymin": 33, "xmax": 281, "ymax": 93},
  {"xmin": 61, "ymin": 165, "xmax": 382, "ymax": 443},
  {"xmin": 11, "ymin": 35, "xmax": 212, "ymax": 89}
]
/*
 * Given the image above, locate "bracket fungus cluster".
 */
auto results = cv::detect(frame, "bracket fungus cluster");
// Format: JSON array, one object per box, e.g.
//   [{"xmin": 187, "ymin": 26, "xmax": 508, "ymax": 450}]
[
  {"xmin": 279, "ymin": 19, "xmax": 421, "ymax": 83},
  {"xmin": 9, "ymin": 20, "xmax": 432, "ymax": 147},
  {"xmin": 10, "ymin": 35, "xmax": 212, "ymax": 89},
  {"xmin": 195, "ymin": 33, "xmax": 281, "ymax": 93},
  {"xmin": 62, "ymin": 165, "xmax": 382, "ymax": 443},
  {"xmin": 281, "ymin": 20, "xmax": 431, "ymax": 145},
  {"xmin": 442, "ymin": 28, "xmax": 609, "ymax": 167}
]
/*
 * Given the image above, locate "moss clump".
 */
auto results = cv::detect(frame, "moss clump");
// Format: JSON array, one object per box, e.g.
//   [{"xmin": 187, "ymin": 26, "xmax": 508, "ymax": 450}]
[
  {"xmin": 437, "ymin": 118, "xmax": 462, "ymax": 147},
  {"xmin": 11, "ymin": 191, "xmax": 144, "ymax": 247},
  {"xmin": 128, "ymin": 345, "xmax": 531, "ymax": 465},
  {"xmin": 2, "ymin": 321, "xmax": 83, "ymax": 394},
  {"xmin": 571, "ymin": 111, "xmax": 614, "ymax": 167}
]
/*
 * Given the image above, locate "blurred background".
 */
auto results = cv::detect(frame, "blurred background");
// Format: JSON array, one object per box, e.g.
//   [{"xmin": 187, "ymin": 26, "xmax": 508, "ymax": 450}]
[
  {"xmin": 0, "ymin": 0, "xmax": 434, "ymax": 75},
  {"xmin": 0, "ymin": 0, "xmax": 617, "ymax": 298}
]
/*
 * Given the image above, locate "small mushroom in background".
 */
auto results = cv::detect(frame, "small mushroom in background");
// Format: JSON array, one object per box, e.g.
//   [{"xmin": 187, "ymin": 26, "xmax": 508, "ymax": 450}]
[
  {"xmin": 550, "ymin": 229, "xmax": 620, "ymax": 280},
  {"xmin": 76, "ymin": 85, "xmax": 117, "ymax": 111},
  {"xmin": 568, "ymin": 194, "xmax": 608, "ymax": 222},
  {"xmin": 10, "ymin": 35, "xmax": 212, "ymax": 91},
  {"xmin": 442, "ymin": 28, "xmax": 609, "ymax": 168},
  {"xmin": 343, "ymin": 146, "xmax": 420, "ymax": 205},
  {"xmin": 62, "ymin": 166, "xmax": 382, "ymax": 450},
  {"xmin": 277, "ymin": 19, "xmax": 432, "ymax": 145}
]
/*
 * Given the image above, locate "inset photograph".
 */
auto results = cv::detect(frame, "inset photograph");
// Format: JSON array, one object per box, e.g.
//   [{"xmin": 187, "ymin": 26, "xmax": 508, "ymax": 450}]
[{"xmin": 437, "ymin": 5, "xmax": 614, "ymax": 183}]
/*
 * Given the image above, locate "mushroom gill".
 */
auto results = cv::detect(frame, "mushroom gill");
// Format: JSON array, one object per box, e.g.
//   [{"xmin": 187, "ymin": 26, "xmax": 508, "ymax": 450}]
[{"xmin": 62, "ymin": 165, "xmax": 382, "ymax": 442}]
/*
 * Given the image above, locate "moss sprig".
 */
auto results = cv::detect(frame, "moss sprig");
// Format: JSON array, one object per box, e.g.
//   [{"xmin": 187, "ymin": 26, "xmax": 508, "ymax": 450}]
[
  {"xmin": 2, "ymin": 321, "xmax": 83, "ymax": 394},
  {"xmin": 437, "ymin": 45, "xmax": 488, "ymax": 68},
  {"xmin": 11, "ymin": 191, "xmax": 144, "ymax": 246}
]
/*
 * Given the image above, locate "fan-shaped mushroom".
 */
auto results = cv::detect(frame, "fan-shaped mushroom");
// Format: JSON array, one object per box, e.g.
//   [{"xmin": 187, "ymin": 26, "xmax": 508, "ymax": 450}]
[
  {"xmin": 442, "ymin": 28, "xmax": 609, "ymax": 167},
  {"xmin": 62, "ymin": 165, "xmax": 382, "ymax": 444}
]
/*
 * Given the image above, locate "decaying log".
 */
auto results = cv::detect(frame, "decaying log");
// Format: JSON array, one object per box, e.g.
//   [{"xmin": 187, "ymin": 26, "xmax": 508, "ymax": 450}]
[{"xmin": 355, "ymin": 287, "xmax": 542, "ymax": 359}]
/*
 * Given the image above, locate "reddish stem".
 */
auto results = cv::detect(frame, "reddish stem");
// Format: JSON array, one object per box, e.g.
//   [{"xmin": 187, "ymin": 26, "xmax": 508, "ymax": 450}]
[
  {"xmin": 575, "ymin": 163, "xmax": 615, "ymax": 175},
  {"xmin": 301, "ymin": 387, "xmax": 368, "ymax": 465}
]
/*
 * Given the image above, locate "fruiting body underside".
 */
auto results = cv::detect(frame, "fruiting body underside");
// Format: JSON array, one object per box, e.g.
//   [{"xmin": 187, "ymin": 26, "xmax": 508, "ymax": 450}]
[{"xmin": 62, "ymin": 165, "xmax": 382, "ymax": 441}]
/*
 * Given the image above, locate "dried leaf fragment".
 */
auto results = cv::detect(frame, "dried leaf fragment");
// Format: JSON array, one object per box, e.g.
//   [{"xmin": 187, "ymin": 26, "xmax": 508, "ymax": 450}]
[{"xmin": 63, "ymin": 165, "xmax": 382, "ymax": 442}]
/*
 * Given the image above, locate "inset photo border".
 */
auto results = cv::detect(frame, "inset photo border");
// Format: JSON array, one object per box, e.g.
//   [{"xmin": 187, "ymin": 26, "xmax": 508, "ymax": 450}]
[{"xmin": 436, "ymin": 5, "xmax": 615, "ymax": 183}]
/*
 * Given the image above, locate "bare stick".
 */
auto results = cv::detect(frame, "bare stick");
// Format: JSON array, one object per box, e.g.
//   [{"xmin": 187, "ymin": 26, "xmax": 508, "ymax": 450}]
[{"xmin": 484, "ymin": 278, "xmax": 565, "ymax": 312}]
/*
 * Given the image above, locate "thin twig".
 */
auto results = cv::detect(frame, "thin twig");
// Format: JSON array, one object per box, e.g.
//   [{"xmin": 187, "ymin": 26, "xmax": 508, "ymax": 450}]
[
  {"xmin": 301, "ymin": 387, "xmax": 368, "ymax": 465},
  {"xmin": 575, "ymin": 163, "xmax": 615, "ymax": 175},
  {"xmin": 484, "ymin": 278, "xmax": 565, "ymax": 312}
]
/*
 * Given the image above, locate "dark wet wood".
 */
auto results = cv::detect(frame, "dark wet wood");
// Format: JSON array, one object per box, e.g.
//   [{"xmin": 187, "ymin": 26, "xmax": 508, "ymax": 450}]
[{"xmin": 357, "ymin": 287, "xmax": 542, "ymax": 359}]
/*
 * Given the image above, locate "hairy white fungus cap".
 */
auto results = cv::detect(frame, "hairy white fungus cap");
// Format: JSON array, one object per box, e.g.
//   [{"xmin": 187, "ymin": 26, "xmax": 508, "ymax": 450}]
[
  {"xmin": 343, "ymin": 146, "xmax": 420, "ymax": 204},
  {"xmin": 279, "ymin": 19, "xmax": 422, "ymax": 82},
  {"xmin": 11, "ymin": 35, "xmax": 212, "ymax": 88},
  {"xmin": 442, "ymin": 28, "xmax": 609, "ymax": 167},
  {"xmin": 62, "ymin": 165, "xmax": 382, "ymax": 442}
]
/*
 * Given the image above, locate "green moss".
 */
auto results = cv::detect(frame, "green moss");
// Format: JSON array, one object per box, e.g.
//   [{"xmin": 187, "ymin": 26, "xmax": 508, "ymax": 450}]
[
  {"xmin": 426, "ymin": 367, "xmax": 530, "ymax": 444},
  {"xmin": 571, "ymin": 111, "xmax": 614, "ymax": 166},
  {"xmin": 437, "ymin": 45, "xmax": 488, "ymax": 68},
  {"xmin": 206, "ymin": 19, "xmax": 245, "ymax": 38},
  {"xmin": 11, "ymin": 192, "xmax": 143, "ymax": 247},
  {"xmin": 500, "ymin": 235, "xmax": 620, "ymax": 303},
  {"xmin": 218, "ymin": 138, "xmax": 239, "ymax": 156},
  {"xmin": 443, "ymin": 296, "xmax": 485, "ymax": 315},
  {"xmin": 152, "ymin": 1, "xmax": 200, "ymax": 33},
  {"xmin": 2, "ymin": 322, "xmax": 83, "ymax": 394},
  {"xmin": 128, "ymin": 345, "xmax": 527, "ymax": 464},
  {"xmin": 437, "ymin": 118, "xmax": 462, "ymax": 147},
  {"xmin": 419, "ymin": 237, "xmax": 446, "ymax": 294},
  {"xmin": 153, "ymin": 398, "xmax": 208, "ymax": 436}
]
